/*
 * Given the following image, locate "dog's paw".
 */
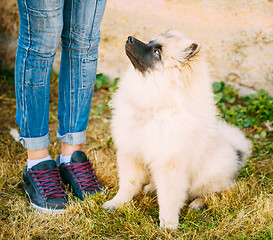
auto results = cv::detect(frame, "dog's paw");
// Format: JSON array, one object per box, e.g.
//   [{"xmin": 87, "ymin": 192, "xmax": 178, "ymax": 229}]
[
  {"xmin": 103, "ymin": 200, "xmax": 119, "ymax": 211},
  {"xmin": 160, "ymin": 219, "xmax": 178, "ymax": 230},
  {"xmin": 188, "ymin": 197, "xmax": 205, "ymax": 212},
  {"xmin": 143, "ymin": 183, "xmax": 156, "ymax": 195}
]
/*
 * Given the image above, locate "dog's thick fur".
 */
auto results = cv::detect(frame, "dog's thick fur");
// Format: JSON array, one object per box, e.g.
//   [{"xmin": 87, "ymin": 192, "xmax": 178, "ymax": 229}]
[{"xmin": 103, "ymin": 30, "xmax": 252, "ymax": 229}]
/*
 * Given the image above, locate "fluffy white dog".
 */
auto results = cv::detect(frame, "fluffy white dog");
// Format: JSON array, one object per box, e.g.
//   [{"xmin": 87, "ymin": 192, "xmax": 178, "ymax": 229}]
[{"xmin": 103, "ymin": 30, "xmax": 252, "ymax": 229}]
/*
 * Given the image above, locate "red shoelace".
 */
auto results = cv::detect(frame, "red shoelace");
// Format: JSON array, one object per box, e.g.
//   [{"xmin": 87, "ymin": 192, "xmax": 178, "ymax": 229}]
[
  {"xmin": 30, "ymin": 169, "xmax": 67, "ymax": 199},
  {"xmin": 63, "ymin": 162, "xmax": 101, "ymax": 191}
]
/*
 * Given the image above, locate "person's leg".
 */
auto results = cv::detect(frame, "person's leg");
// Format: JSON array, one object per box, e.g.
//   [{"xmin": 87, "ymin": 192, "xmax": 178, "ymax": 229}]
[
  {"xmin": 57, "ymin": 0, "xmax": 107, "ymax": 151},
  {"xmin": 15, "ymin": 0, "xmax": 67, "ymax": 212},
  {"xmin": 15, "ymin": 0, "xmax": 64, "ymax": 155},
  {"xmin": 56, "ymin": 0, "xmax": 107, "ymax": 199}
]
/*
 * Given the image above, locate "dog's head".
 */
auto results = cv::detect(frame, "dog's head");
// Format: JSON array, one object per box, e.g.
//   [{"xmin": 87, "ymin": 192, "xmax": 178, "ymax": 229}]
[{"xmin": 125, "ymin": 30, "xmax": 201, "ymax": 74}]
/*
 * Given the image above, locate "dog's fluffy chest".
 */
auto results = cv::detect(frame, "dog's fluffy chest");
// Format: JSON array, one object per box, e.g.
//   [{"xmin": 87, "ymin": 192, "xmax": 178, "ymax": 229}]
[
  {"xmin": 111, "ymin": 90, "xmax": 197, "ymax": 159},
  {"xmin": 111, "ymin": 69, "xmax": 216, "ymax": 159}
]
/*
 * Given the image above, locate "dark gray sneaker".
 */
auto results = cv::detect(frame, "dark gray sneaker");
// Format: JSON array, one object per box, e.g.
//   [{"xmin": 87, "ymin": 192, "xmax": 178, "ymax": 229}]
[
  {"xmin": 23, "ymin": 160, "xmax": 68, "ymax": 213},
  {"xmin": 56, "ymin": 151, "xmax": 104, "ymax": 201}
]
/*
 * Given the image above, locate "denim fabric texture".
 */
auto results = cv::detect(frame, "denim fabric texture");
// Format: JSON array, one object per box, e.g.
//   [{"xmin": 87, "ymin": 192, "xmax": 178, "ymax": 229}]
[{"xmin": 15, "ymin": 0, "xmax": 107, "ymax": 150}]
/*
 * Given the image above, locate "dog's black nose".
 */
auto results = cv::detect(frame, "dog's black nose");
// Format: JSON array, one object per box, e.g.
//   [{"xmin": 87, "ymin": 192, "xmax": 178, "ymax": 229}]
[{"xmin": 127, "ymin": 36, "xmax": 135, "ymax": 44}]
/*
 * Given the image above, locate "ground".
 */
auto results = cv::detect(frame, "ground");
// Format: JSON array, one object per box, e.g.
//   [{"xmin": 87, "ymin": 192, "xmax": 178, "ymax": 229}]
[
  {"xmin": 1, "ymin": 1, "xmax": 273, "ymax": 239},
  {"xmin": 0, "ymin": 68, "xmax": 272, "ymax": 239}
]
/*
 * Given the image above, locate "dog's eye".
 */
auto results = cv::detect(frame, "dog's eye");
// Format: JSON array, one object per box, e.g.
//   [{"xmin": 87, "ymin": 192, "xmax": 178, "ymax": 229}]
[{"xmin": 154, "ymin": 49, "xmax": 161, "ymax": 56}]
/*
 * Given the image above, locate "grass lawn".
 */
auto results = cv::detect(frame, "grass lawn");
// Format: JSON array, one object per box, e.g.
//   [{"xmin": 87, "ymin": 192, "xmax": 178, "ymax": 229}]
[{"xmin": 0, "ymin": 65, "xmax": 272, "ymax": 239}]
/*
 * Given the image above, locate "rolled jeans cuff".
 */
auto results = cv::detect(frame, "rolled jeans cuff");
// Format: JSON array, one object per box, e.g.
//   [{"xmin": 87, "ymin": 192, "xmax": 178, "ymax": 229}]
[
  {"xmin": 18, "ymin": 133, "xmax": 50, "ymax": 151},
  {"xmin": 57, "ymin": 130, "xmax": 86, "ymax": 145}
]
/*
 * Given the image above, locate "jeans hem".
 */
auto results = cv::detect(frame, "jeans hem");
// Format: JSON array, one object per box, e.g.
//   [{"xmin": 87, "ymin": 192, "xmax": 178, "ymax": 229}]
[
  {"xmin": 56, "ymin": 130, "xmax": 86, "ymax": 145},
  {"xmin": 18, "ymin": 133, "xmax": 50, "ymax": 150}
]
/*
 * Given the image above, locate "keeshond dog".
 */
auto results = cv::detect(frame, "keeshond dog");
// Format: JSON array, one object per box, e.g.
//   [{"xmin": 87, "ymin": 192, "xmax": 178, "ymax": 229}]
[{"xmin": 103, "ymin": 30, "xmax": 252, "ymax": 229}]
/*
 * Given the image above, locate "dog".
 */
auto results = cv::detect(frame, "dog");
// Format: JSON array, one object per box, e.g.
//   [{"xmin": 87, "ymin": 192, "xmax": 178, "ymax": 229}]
[{"xmin": 103, "ymin": 30, "xmax": 252, "ymax": 229}]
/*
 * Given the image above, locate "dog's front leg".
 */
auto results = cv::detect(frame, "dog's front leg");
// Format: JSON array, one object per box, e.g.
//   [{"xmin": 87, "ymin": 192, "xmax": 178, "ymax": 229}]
[
  {"xmin": 151, "ymin": 162, "xmax": 189, "ymax": 229},
  {"xmin": 103, "ymin": 152, "xmax": 148, "ymax": 210}
]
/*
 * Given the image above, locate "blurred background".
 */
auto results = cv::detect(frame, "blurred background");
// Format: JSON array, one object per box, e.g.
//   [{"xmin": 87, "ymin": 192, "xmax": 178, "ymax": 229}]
[{"xmin": 1, "ymin": 0, "xmax": 273, "ymax": 95}]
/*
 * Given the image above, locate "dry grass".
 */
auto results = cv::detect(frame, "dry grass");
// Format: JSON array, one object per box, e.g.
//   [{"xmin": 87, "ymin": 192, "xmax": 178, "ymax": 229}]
[{"xmin": 0, "ymin": 72, "xmax": 272, "ymax": 239}]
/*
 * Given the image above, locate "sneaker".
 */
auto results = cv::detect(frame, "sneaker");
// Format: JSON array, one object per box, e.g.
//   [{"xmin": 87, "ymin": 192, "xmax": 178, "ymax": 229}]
[
  {"xmin": 56, "ymin": 151, "xmax": 104, "ymax": 201},
  {"xmin": 23, "ymin": 160, "xmax": 68, "ymax": 213}
]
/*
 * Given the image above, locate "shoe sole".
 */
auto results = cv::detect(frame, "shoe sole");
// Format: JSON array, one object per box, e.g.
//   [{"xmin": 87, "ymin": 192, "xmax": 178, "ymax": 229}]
[{"xmin": 23, "ymin": 183, "xmax": 66, "ymax": 214}]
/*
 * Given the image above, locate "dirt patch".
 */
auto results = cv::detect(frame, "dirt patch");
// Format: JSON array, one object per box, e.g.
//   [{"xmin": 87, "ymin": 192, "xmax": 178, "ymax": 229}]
[
  {"xmin": 96, "ymin": 0, "xmax": 273, "ymax": 94},
  {"xmin": 1, "ymin": 0, "xmax": 273, "ymax": 94}
]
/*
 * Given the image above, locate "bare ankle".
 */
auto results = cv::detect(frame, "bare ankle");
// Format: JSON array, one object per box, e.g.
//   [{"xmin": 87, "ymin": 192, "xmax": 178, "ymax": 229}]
[
  {"xmin": 61, "ymin": 143, "xmax": 82, "ymax": 156},
  {"xmin": 27, "ymin": 148, "xmax": 49, "ymax": 160}
]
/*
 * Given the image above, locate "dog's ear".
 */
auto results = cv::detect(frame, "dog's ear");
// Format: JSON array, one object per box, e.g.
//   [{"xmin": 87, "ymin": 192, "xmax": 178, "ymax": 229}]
[{"xmin": 184, "ymin": 42, "xmax": 200, "ymax": 60}]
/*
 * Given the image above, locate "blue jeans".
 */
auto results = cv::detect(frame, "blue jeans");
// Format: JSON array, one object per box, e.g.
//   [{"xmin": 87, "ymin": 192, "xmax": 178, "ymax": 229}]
[{"xmin": 15, "ymin": 0, "xmax": 106, "ymax": 150}]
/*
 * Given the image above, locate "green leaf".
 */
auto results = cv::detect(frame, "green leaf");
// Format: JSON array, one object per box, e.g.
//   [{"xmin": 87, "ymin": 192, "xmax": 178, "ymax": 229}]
[
  {"xmin": 214, "ymin": 92, "xmax": 224, "ymax": 102},
  {"xmin": 260, "ymin": 130, "xmax": 267, "ymax": 138},
  {"xmin": 212, "ymin": 82, "xmax": 223, "ymax": 93}
]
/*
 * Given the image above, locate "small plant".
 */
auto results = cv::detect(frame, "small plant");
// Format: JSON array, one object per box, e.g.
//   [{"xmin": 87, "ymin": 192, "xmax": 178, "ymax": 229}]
[
  {"xmin": 212, "ymin": 81, "xmax": 273, "ymax": 137},
  {"xmin": 92, "ymin": 74, "xmax": 120, "ymax": 116},
  {"xmin": 95, "ymin": 73, "xmax": 119, "ymax": 93}
]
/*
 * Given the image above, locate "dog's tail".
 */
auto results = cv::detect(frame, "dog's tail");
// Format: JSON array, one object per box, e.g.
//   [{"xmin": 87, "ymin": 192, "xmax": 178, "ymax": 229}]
[{"xmin": 217, "ymin": 121, "xmax": 252, "ymax": 170}]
